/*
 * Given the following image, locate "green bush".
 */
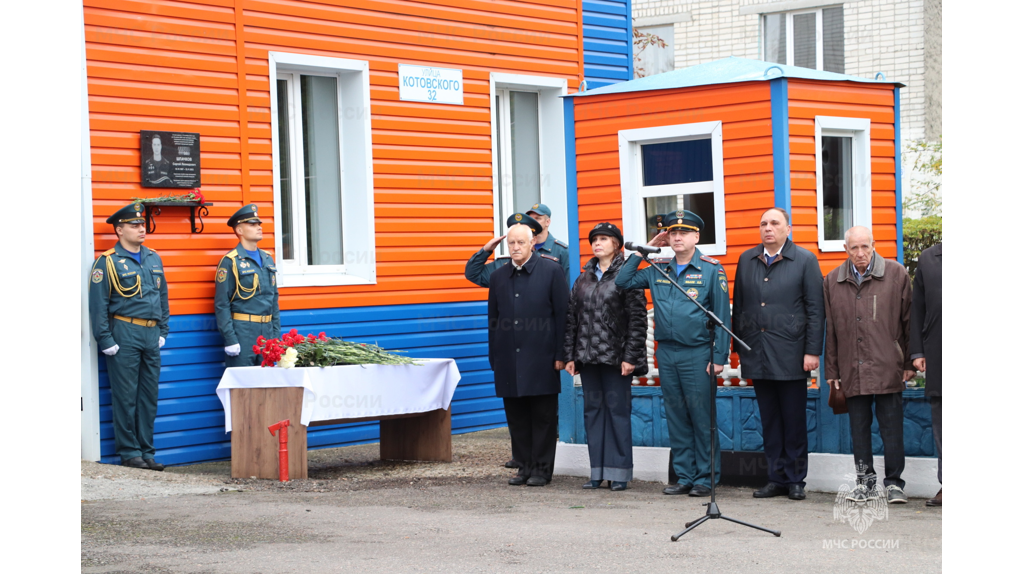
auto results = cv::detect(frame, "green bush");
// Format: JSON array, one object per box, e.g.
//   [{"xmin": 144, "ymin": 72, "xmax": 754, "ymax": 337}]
[{"xmin": 903, "ymin": 215, "xmax": 942, "ymax": 279}]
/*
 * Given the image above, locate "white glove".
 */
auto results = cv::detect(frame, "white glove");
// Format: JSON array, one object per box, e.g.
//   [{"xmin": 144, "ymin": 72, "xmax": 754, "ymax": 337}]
[
  {"xmin": 159, "ymin": 337, "xmax": 166, "ymax": 348},
  {"xmin": 225, "ymin": 344, "xmax": 241, "ymax": 357},
  {"xmin": 102, "ymin": 345, "xmax": 119, "ymax": 356}
]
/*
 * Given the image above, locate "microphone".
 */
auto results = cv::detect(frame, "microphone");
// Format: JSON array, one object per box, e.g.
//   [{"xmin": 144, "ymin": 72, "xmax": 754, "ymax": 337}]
[{"xmin": 624, "ymin": 242, "xmax": 661, "ymax": 255}]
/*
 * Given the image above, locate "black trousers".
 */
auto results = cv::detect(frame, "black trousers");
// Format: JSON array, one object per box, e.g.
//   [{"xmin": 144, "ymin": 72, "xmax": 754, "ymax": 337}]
[
  {"xmin": 930, "ymin": 396, "xmax": 942, "ymax": 484},
  {"xmin": 503, "ymin": 394, "xmax": 559, "ymax": 480},
  {"xmin": 580, "ymin": 363, "xmax": 633, "ymax": 482},
  {"xmin": 847, "ymin": 392, "xmax": 905, "ymax": 489},
  {"xmin": 752, "ymin": 379, "xmax": 808, "ymax": 487}
]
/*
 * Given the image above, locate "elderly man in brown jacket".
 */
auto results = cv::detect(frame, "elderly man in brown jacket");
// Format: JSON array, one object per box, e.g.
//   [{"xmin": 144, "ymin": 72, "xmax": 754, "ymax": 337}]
[{"xmin": 823, "ymin": 226, "xmax": 915, "ymax": 504}]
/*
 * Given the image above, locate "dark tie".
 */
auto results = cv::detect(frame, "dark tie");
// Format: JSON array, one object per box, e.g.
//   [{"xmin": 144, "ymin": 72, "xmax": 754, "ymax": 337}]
[{"xmin": 766, "ymin": 254, "xmax": 777, "ymax": 266}]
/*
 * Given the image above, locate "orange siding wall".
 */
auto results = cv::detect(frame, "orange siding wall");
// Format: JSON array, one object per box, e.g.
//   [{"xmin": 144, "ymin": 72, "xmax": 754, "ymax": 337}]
[
  {"xmin": 86, "ymin": 0, "xmax": 581, "ymax": 315},
  {"xmin": 787, "ymin": 80, "xmax": 897, "ymax": 274},
  {"xmin": 572, "ymin": 82, "xmax": 775, "ymax": 285}
]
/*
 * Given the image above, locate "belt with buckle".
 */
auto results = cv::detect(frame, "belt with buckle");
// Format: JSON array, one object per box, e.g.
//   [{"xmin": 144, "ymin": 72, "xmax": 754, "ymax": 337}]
[
  {"xmin": 113, "ymin": 315, "xmax": 158, "ymax": 328},
  {"xmin": 232, "ymin": 313, "xmax": 272, "ymax": 323}
]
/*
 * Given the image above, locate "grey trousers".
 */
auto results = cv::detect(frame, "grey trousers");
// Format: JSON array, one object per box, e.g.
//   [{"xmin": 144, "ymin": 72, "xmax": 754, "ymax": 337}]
[
  {"xmin": 580, "ymin": 363, "xmax": 634, "ymax": 482},
  {"xmin": 931, "ymin": 396, "xmax": 942, "ymax": 484}
]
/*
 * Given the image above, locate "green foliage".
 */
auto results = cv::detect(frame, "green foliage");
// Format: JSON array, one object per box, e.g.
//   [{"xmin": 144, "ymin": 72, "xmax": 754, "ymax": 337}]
[
  {"xmin": 632, "ymin": 20, "xmax": 667, "ymax": 79},
  {"xmin": 902, "ymin": 215, "xmax": 942, "ymax": 279},
  {"xmin": 902, "ymin": 138, "xmax": 942, "ymax": 216}
]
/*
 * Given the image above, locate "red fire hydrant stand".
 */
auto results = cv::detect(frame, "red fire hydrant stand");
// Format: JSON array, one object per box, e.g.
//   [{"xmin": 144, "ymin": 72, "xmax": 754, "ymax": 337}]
[{"xmin": 268, "ymin": 419, "xmax": 290, "ymax": 482}]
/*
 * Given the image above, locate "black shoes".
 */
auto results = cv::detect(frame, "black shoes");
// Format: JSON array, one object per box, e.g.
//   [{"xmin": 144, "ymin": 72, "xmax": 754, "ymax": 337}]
[
  {"xmin": 663, "ymin": 484, "xmax": 693, "ymax": 495},
  {"xmin": 121, "ymin": 457, "xmax": 148, "ymax": 469},
  {"xmin": 610, "ymin": 482, "xmax": 628, "ymax": 491},
  {"xmin": 753, "ymin": 483, "xmax": 789, "ymax": 498},
  {"xmin": 144, "ymin": 458, "xmax": 165, "ymax": 471},
  {"xmin": 582, "ymin": 480, "xmax": 604, "ymax": 489},
  {"xmin": 788, "ymin": 484, "xmax": 806, "ymax": 500},
  {"xmin": 504, "ymin": 459, "xmax": 520, "ymax": 469},
  {"xmin": 689, "ymin": 485, "xmax": 712, "ymax": 497},
  {"xmin": 508, "ymin": 475, "xmax": 527, "ymax": 486},
  {"xmin": 526, "ymin": 476, "xmax": 549, "ymax": 486}
]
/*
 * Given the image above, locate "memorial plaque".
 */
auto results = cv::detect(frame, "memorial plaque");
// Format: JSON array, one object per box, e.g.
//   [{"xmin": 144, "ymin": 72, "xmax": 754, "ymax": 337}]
[{"xmin": 140, "ymin": 130, "xmax": 201, "ymax": 188}]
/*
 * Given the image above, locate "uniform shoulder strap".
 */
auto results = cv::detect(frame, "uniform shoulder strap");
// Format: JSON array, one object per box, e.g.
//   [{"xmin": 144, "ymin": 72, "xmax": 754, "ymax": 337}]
[
  {"xmin": 102, "ymin": 248, "xmax": 116, "ymax": 256},
  {"xmin": 554, "ymin": 239, "xmax": 568, "ymax": 248},
  {"xmin": 540, "ymin": 254, "xmax": 558, "ymax": 261},
  {"xmin": 225, "ymin": 249, "xmax": 238, "ymax": 259},
  {"xmin": 700, "ymin": 254, "xmax": 720, "ymax": 265},
  {"xmin": 146, "ymin": 246, "xmax": 158, "ymax": 254}
]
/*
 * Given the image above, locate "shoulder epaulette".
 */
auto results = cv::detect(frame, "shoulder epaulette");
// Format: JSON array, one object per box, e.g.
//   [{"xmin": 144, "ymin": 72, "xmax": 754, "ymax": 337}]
[
  {"xmin": 554, "ymin": 239, "xmax": 568, "ymax": 248},
  {"xmin": 540, "ymin": 254, "xmax": 558, "ymax": 261},
  {"xmin": 700, "ymin": 255, "xmax": 720, "ymax": 265},
  {"xmin": 146, "ymin": 246, "xmax": 158, "ymax": 253},
  {"xmin": 225, "ymin": 249, "xmax": 238, "ymax": 259},
  {"xmin": 101, "ymin": 248, "xmax": 116, "ymax": 257}
]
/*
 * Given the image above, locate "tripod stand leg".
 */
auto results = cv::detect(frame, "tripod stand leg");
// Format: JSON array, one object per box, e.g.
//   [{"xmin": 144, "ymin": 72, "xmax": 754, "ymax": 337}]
[
  {"xmin": 671, "ymin": 515, "xmax": 711, "ymax": 541},
  {"xmin": 719, "ymin": 515, "xmax": 782, "ymax": 537}
]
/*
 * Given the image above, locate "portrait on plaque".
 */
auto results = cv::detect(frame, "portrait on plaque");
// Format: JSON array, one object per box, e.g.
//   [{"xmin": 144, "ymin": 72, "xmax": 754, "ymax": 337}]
[{"xmin": 140, "ymin": 130, "xmax": 201, "ymax": 188}]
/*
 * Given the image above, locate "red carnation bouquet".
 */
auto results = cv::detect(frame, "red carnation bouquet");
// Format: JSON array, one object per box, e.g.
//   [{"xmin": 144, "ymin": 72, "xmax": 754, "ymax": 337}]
[{"xmin": 253, "ymin": 329, "xmax": 415, "ymax": 368}]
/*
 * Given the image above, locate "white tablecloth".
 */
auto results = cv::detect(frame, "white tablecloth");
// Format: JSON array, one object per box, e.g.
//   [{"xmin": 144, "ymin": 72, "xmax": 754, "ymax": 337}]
[{"xmin": 215, "ymin": 359, "xmax": 461, "ymax": 432}]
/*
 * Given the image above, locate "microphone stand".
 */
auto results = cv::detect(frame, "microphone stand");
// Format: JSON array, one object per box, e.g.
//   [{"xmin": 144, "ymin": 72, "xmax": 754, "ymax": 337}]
[{"xmin": 632, "ymin": 249, "xmax": 781, "ymax": 540}]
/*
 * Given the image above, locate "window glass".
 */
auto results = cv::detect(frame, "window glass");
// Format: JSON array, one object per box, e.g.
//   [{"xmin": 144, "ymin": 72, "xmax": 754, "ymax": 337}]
[
  {"xmin": 821, "ymin": 135, "xmax": 853, "ymax": 241},
  {"xmin": 763, "ymin": 13, "xmax": 786, "ymax": 65},
  {"xmin": 494, "ymin": 95, "xmax": 505, "ymax": 228},
  {"xmin": 509, "ymin": 91, "xmax": 540, "ymax": 210},
  {"xmin": 300, "ymin": 75, "xmax": 343, "ymax": 266},
  {"xmin": 635, "ymin": 24, "xmax": 675, "ymax": 78},
  {"xmin": 822, "ymin": 7, "xmax": 845, "ymax": 74},
  {"xmin": 641, "ymin": 139, "xmax": 713, "ymax": 186},
  {"xmin": 793, "ymin": 13, "xmax": 817, "ymax": 69},
  {"xmin": 644, "ymin": 193, "xmax": 717, "ymax": 245},
  {"xmin": 276, "ymin": 79, "xmax": 294, "ymax": 260}
]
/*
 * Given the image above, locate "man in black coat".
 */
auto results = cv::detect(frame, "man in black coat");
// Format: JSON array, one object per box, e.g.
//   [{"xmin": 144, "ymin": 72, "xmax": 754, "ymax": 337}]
[
  {"xmin": 488, "ymin": 222, "xmax": 570, "ymax": 486},
  {"xmin": 732, "ymin": 208, "xmax": 825, "ymax": 501},
  {"xmin": 909, "ymin": 242, "xmax": 942, "ymax": 507}
]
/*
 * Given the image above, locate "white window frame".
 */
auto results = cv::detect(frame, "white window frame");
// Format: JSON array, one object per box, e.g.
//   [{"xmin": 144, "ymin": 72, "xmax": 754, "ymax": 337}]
[
  {"xmin": 268, "ymin": 52, "xmax": 375, "ymax": 287},
  {"xmin": 815, "ymin": 116, "xmax": 871, "ymax": 252},
  {"xmin": 618, "ymin": 121, "xmax": 726, "ymax": 257},
  {"xmin": 489, "ymin": 73, "xmax": 567, "ymax": 257},
  {"xmin": 761, "ymin": 7, "xmax": 839, "ymax": 71}
]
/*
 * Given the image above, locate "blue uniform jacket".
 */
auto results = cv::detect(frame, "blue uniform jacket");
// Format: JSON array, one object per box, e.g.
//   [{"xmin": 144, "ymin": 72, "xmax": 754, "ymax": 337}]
[
  {"xmin": 89, "ymin": 243, "xmax": 171, "ymax": 350},
  {"xmin": 615, "ymin": 248, "xmax": 731, "ymax": 365}
]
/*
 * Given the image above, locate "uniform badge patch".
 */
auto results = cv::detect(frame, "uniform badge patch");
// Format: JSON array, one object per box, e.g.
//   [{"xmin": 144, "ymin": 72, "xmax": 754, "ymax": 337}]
[
  {"xmin": 216, "ymin": 268, "xmax": 227, "ymax": 283},
  {"xmin": 252, "ymin": 205, "xmax": 258, "ymax": 212},
  {"xmin": 686, "ymin": 288, "xmax": 699, "ymax": 299},
  {"xmin": 720, "ymin": 275, "xmax": 728, "ymax": 293},
  {"xmin": 271, "ymin": 275, "xmax": 276, "ymax": 287},
  {"xmin": 515, "ymin": 213, "xmax": 523, "ymax": 222},
  {"xmin": 155, "ymin": 276, "xmax": 161, "ymax": 289},
  {"xmin": 91, "ymin": 269, "xmax": 104, "ymax": 283},
  {"xmin": 133, "ymin": 203, "xmax": 142, "ymax": 212}
]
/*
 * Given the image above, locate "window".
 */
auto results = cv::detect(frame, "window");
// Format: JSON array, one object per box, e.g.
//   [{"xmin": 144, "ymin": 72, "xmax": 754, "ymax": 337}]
[
  {"xmin": 763, "ymin": 6, "xmax": 844, "ymax": 73},
  {"xmin": 618, "ymin": 122, "xmax": 726, "ymax": 256},
  {"xmin": 269, "ymin": 52, "xmax": 375, "ymax": 287},
  {"xmin": 634, "ymin": 25, "xmax": 675, "ymax": 79},
  {"xmin": 490, "ymin": 74, "xmax": 567, "ymax": 256},
  {"xmin": 815, "ymin": 116, "xmax": 871, "ymax": 251}
]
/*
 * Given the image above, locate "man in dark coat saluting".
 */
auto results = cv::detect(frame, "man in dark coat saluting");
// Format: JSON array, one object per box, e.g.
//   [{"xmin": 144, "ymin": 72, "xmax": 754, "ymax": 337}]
[
  {"xmin": 488, "ymin": 217, "xmax": 570, "ymax": 486},
  {"xmin": 910, "ymin": 242, "xmax": 942, "ymax": 507}
]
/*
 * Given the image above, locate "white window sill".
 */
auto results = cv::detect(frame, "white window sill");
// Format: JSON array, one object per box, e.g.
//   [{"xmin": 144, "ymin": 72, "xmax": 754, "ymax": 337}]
[
  {"xmin": 817, "ymin": 240, "xmax": 847, "ymax": 253},
  {"xmin": 278, "ymin": 273, "xmax": 376, "ymax": 288}
]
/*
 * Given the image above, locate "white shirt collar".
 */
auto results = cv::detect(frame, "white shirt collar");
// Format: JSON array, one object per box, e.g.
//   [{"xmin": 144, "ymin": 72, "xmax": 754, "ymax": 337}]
[{"xmin": 513, "ymin": 253, "xmax": 532, "ymax": 271}]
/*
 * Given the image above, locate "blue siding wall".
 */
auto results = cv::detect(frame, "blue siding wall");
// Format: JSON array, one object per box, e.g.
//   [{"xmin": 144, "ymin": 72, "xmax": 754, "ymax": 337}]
[
  {"xmin": 582, "ymin": 0, "xmax": 632, "ymax": 90},
  {"xmin": 98, "ymin": 301, "xmax": 501, "ymax": 466}
]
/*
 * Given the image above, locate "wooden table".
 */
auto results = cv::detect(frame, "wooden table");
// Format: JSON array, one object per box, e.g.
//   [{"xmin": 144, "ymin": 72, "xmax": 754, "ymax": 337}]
[{"xmin": 230, "ymin": 387, "xmax": 452, "ymax": 480}]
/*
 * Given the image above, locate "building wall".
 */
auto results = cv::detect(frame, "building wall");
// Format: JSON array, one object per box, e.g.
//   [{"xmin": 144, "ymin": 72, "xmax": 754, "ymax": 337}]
[
  {"xmin": 786, "ymin": 79, "xmax": 899, "ymax": 273},
  {"xmin": 631, "ymin": 0, "xmax": 936, "ymax": 144},
  {"xmin": 572, "ymin": 82, "xmax": 775, "ymax": 280},
  {"xmin": 85, "ymin": 0, "xmax": 633, "ymax": 465}
]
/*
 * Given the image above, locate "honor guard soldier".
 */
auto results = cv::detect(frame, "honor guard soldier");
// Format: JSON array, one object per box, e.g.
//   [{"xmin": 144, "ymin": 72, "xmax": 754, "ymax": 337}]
[
  {"xmin": 214, "ymin": 204, "xmax": 280, "ymax": 367},
  {"xmin": 88, "ymin": 202, "xmax": 170, "ymax": 470},
  {"xmin": 615, "ymin": 210, "xmax": 731, "ymax": 497},
  {"xmin": 465, "ymin": 203, "xmax": 570, "ymax": 288}
]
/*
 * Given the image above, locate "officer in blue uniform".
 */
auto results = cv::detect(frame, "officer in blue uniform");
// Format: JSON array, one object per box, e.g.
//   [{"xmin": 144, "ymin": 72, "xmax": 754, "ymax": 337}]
[
  {"xmin": 214, "ymin": 204, "xmax": 281, "ymax": 367},
  {"xmin": 88, "ymin": 202, "xmax": 170, "ymax": 470},
  {"xmin": 615, "ymin": 210, "xmax": 731, "ymax": 497},
  {"xmin": 465, "ymin": 203, "xmax": 570, "ymax": 287}
]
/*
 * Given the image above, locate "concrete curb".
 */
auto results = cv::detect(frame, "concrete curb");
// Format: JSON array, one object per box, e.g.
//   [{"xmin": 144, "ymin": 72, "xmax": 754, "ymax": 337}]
[{"xmin": 554, "ymin": 442, "xmax": 941, "ymax": 497}]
